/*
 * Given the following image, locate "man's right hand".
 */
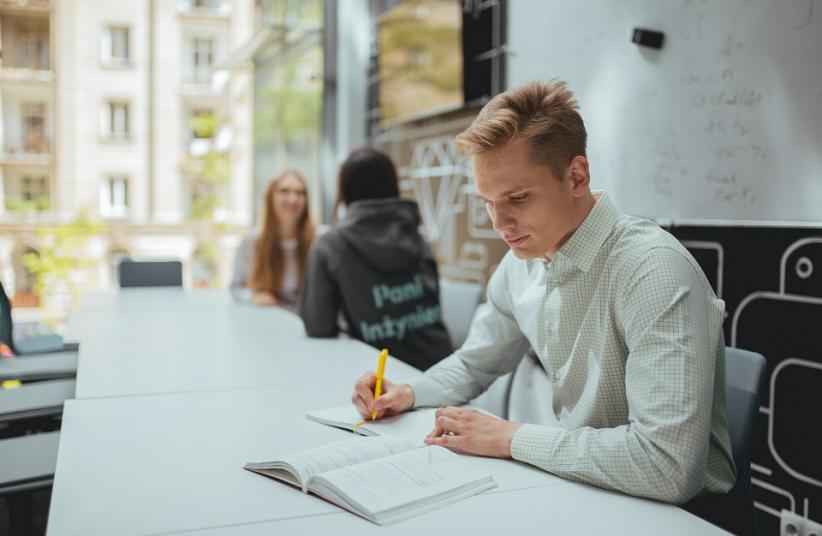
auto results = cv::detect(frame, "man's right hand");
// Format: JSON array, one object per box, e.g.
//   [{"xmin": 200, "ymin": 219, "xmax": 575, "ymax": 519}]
[{"xmin": 352, "ymin": 371, "xmax": 415, "ymax": 419}]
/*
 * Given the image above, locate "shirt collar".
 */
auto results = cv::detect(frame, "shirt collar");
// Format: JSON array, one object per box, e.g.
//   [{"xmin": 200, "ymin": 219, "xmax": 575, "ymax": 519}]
[{"xmin": 527, "ymin": 191, "xmax": 620, "ymax": 274}]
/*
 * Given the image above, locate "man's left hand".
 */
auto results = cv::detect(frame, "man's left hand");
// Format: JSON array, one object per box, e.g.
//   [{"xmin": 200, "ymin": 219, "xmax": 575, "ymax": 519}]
[{"xmin": 424, "ymin": 407, "xmax": 522, "ymax": 458}]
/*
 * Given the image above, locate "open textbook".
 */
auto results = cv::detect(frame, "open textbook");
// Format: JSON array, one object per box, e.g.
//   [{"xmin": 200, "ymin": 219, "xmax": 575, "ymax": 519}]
[{"xmin": 244, "ymin": 435, "xmax": 496, "ymax": 525}]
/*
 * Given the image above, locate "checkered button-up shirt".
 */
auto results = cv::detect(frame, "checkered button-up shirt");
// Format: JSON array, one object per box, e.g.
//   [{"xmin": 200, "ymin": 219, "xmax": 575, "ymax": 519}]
[{"xmin": 408, "ymin": 192, "xmax": 736, "ymax": 503}]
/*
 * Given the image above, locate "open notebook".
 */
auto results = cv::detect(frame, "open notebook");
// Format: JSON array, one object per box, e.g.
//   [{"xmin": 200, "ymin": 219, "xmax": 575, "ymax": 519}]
[
  {"xmin": 305, "ymin": 404, "xmax": 442, "ymax": 442},
  {"xmin": 244, "ymin": 435, "xmax": 496, "ymax": 526}
]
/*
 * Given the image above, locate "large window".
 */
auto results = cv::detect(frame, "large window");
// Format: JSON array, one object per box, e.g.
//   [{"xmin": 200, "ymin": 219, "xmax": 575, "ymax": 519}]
[
  {"xmin": 19, "ymin": 27, "xmax": 49, "ymax": 69},
  {"xmin": 102, "ymin": 26, "xmax": 130, "ymax": 65},
  {"xmin": 21, "ymin": 102, "xmax": 47, "ymax": 153},
  {"xmin": 3, "ymin": 174, "xmax": 49, "ymax": 213},
  {"xmin": 102, "ymin": 101, "xmax": 130, "ymax": 139},
  {"xmin": 192, "ymin": 38, "xmax": 215, "ymax": 83},
  {"xmin": 20, "ymin": 175, "xmax": 48, "ymax": 201},
  {"xmin": 100, "ymin": 176, "xmax": 129, "ymax": 218},
  {"xmin": 254, "ymin": 0, "xmax": 324, "ymax": 221}
]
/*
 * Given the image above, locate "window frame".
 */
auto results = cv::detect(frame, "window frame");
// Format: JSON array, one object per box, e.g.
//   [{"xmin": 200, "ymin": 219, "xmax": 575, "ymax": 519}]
[
  {"xmin": 100, "ymin": 175, "xmax": 130, "ymax": 218},
  {"xmin": 101, "ymin": 24, "xmax": 131, "ymax": 67}
]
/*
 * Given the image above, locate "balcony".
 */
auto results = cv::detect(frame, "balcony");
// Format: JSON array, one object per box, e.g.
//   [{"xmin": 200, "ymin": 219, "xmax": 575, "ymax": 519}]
[
  {"xmin": 0, "ymin": 0, "xmax": 50, "ymax": 14},
  {"xmin": 1, "ymin": 136, "xmax": 52, "ymax": 166},
  {"xmin": 0, "ymin": 66, "xmax": 53, "ymax": 84},
  {"xmin": 178, "ymin": 0, "xmax": 230, "ymax": 19},
  {"xmin": 0, "ymin": 12, "xmax": 51, "ymax": 78}
]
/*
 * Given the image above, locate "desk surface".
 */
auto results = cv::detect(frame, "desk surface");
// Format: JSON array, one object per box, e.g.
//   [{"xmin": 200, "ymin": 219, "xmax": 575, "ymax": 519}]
[
  {"xmin": 70, "ymin": 291, "xmax": 419, "ymax": 399},
  {"xmin": 156, "ymin": 483, "xmax": 729, "ymax": 536},
  {"xmin": 72, "ymin": 288, "xmax": 232, "ymax": 315},
  {"xmin": 47, "ymin": 383, "xmax": 572, "ymax": 536},
  {"xmin": 49, "ymin": 289, "xmax": 730, "ymax": 535},
  {"xmin": 66, "ymin": 288, "xmax": 232, "ymax": 342}
]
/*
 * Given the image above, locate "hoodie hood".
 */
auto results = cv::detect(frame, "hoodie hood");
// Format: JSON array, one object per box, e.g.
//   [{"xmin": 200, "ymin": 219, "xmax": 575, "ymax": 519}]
[{"xmin": 338, "ymin": 198, "xmax": 427, "ymax": 273}]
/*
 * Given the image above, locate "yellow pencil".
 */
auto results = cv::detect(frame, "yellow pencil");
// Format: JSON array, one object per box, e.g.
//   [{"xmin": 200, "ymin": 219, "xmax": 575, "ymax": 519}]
[
  {"xmin": 371, "ymin": 348, "xmax": 389, "ymax": 421},
  {"xmin": 353, "ymin": 348, "xmax": 389, "ymax": 430}
]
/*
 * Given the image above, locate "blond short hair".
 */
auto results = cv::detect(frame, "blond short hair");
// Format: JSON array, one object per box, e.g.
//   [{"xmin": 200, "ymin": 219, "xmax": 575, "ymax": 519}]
[{"xmin": 455, "ymin": 79, "xmax": 587, "ymax": 179}]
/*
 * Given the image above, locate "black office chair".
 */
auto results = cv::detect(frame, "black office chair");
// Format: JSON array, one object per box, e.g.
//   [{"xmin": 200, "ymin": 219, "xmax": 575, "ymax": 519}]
[
  {"xmin": 685, "ymin": 346, "xmax": 767, "ymax": 535},
  {"xmin": 118, "ymin": 260, "xmax": 183, "ymax": 288}
]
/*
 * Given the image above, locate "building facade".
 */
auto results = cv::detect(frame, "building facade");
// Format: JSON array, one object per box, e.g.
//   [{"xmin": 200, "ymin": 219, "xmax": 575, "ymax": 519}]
[{"xmin": 0, "ymin": 0, "xmax": 254, "ymax": 311}]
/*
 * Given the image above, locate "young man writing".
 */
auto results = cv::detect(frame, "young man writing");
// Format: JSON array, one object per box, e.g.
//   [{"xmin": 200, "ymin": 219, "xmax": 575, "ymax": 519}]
[{"xmin": 352, "ymin": 80, "xmax": 736, "ymax": 508}]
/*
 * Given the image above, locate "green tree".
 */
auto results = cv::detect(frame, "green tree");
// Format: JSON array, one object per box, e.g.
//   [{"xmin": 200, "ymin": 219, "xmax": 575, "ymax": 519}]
[
  {"xmin": 255, "ymin": 72, "xmax": 322, "ymax": 147},
  {"xmin": 22, "ymin": 213, "xmax": 106, "ymax": 308}
]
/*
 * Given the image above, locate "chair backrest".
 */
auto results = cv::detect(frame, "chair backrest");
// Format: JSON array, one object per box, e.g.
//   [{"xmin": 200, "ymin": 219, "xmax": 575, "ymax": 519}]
[
  {"xmin": 1, "ymin": 280, "xmax": 16, "ymax": 351},
  {"xmin": 118, "ymin": 260, "xmax": 183, "ymax": 288},
  {"xmin": 724, "ymin": 346, "xmax": 767, "ymax": 534},
  {"xmin": 438, "ymin": 278, "xmax": 482, "ymax": 349}
]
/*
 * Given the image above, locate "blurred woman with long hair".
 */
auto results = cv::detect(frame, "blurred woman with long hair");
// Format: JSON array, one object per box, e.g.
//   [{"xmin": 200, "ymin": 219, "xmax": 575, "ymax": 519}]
[{"xmin": 231, "ymin": 171, "xmax": 315, "ymax": 309}]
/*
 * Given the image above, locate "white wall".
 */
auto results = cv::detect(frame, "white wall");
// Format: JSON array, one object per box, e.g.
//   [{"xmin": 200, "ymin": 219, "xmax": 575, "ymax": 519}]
[
  {"xmin": 54, "ymin": 0, "xmax": 150, "ymax": 221},
  {"xmin": 151, "ymin": 0, "xmax": 187, "ymax": 223},
  {"xmin": 507, "ymin": 0, "xmax": 822, "ymax": 223}
]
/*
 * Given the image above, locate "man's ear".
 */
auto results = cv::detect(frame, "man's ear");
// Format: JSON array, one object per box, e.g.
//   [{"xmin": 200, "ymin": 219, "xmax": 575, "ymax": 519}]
[{"xmin": 568, "ymin": 156, "xmax": 590, "ymax": 196}]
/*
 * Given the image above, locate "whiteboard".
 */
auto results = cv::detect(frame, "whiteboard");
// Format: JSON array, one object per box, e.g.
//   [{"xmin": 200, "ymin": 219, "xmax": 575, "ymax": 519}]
[{"xmin": 507, "ymin": 0, "xmax": 822, "ymax": 222}]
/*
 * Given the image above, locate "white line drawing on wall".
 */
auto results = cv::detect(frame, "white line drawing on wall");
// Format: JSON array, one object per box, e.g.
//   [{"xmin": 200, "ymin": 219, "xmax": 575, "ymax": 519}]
[
  {"xmin": 730, "ymin": 237, "xmax": 822, "ymax": 526},
  {"xmin": 401, "ymin": 136, "xmax": 500, "ymax": 283},
  {"xmin": 752, "ymin": 463, "xmax": 773, "ymax": 476},
  {"xmin": 767, "ymin": 358, "xmax": 822, "ymax": 488},
  {"xmin": 461, "ymin": 182, "xmax": 500, "ymax": 240},
  {"xmin": 439, "ymin": 241, "xmax": 489, "ymax": 284},
  {"xmin": 752, "ymin": 477, "xmax": 797, "ymax": 518},
  {"xmin": 731, "ymin": 291, "xmax": 822, "ymax": 346},
  {"xmin": 779, "ymin": 237, "xmax": 822, "ymax": 295},
  {"xmin": 681, "ymin": 240, "xmax": 724, "ymax": 299}
]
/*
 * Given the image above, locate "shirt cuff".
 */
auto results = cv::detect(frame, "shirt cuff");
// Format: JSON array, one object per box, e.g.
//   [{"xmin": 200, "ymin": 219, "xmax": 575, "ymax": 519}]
[
  {"xmin": 510, "ymin": 423, "xmax": 563, "ymax": 464},
  {"xmin": 406, "ymin": 375, "xmax": 447, "ymax": 408}
]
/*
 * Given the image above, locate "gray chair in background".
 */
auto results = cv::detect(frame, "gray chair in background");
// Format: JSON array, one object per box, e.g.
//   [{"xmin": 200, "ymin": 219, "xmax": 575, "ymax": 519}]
[
  {"xmin": 118, "ymin": 260, "xmax": 183, "ymax": 288},
  {"xmin": 438, "ymin": 278, "xmax": 482, "ymax": 349},
  {"xmin": 441, "ymin": 278, "xmax": 516, "ymax": 417},
  {"xmin": 684, "ymin": 346, "xmax": 767, "ymax": 535},
  {"xmin": 722, "ymin": 346, "xmax": 767, "ymax": 535},
  {"xmin": 476, "ymin": 343, "xmax": 767, "ymax": 536}
]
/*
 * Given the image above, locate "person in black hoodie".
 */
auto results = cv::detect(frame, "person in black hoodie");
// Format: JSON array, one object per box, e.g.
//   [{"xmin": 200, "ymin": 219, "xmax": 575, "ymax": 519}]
[{"xmin": 298, "ymin": 148, "xmax": 453, "ymax": 371}]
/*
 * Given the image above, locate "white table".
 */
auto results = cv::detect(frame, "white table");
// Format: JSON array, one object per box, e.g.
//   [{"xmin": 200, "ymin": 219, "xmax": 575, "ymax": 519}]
[
  {"xmin": 65, "ymin": 288, "xmax": 232, "ymax": 342},
  {"xmin": 71, "ymin": 288, "xmax": 232, "ymax": 316},
  {"xmin": 69, "ymin": 291, "xmax": 419, "ymax": 399},
  {"xmin": 46, "ymin": 382, "xmax": 575, "ymax": 536},
  {"xmin": 158, "ymin": 482, "xmax": 727, "ymax": 536},
  {"xmin": 48, "ymin": 289, "xmax": 730, "ymax": 535}
]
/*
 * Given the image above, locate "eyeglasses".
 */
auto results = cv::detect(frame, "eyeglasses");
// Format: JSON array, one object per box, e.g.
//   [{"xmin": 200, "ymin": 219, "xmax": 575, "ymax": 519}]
[{"xmin": 275, "ymin": 187, "xmax": 307, "ymax": 199}]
